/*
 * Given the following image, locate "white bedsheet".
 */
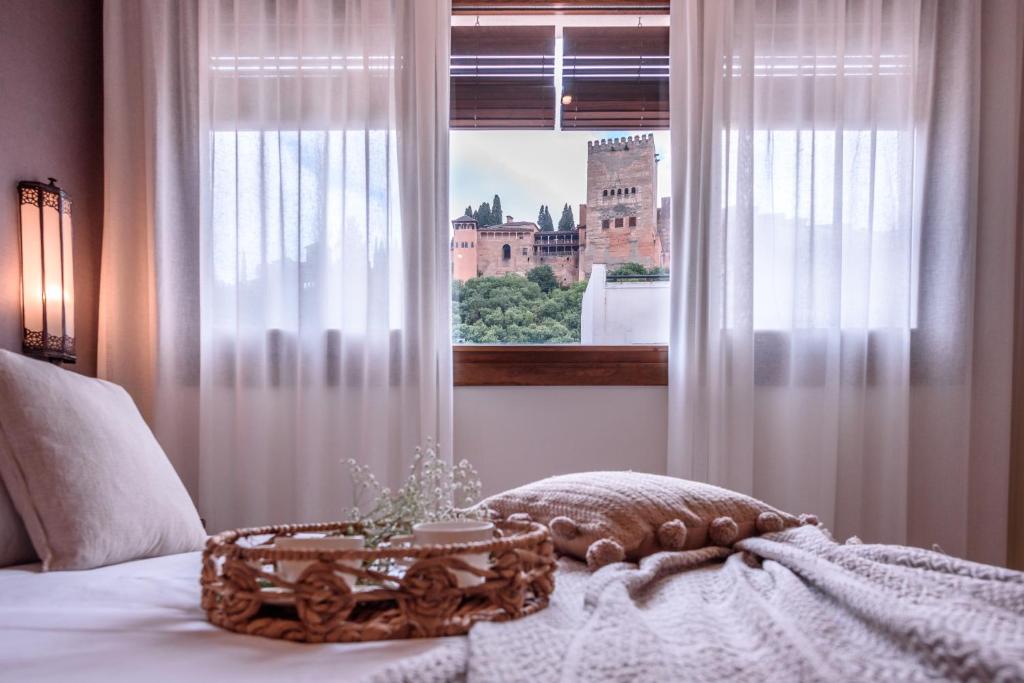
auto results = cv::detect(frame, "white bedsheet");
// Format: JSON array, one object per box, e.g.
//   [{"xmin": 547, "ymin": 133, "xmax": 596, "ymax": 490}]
[{"xmin": 0, "ymin": 552, "xmax": 463, "ymax": 682}]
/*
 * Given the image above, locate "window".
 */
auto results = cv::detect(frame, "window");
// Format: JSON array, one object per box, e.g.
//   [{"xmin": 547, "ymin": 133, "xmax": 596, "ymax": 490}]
[
  {"xmin": 502, "ymin": 244, "xmax": 511, "ymax": 259},
  {"xmin": 628, "ymin": 217, "xmax": 637, "ymax": 227},
  {"xmin": 615, "ymin": 217, "xmax": 624, "ymax": 228},
  {"xmin": 450, "ymin": 10, "xmax": 671, "ymax": 385}
]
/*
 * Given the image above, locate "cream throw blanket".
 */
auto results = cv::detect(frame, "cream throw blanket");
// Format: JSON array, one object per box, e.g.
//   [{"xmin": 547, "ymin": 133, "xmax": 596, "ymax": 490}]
[{"xmin": 372, "ymin": 526, "xmax": 1024, "ymax": 682}]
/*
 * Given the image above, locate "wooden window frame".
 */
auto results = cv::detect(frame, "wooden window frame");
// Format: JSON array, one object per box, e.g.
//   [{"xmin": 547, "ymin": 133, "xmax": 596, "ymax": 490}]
[{"xmin": 454, "ymin": 344, "xmax": 667, "ymax": 386}]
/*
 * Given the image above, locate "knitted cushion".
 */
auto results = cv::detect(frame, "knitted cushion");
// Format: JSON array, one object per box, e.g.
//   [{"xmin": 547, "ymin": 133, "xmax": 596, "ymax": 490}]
[{"xmin": 477, "ymin": 471, "xmax": 814, "ymax": 569}]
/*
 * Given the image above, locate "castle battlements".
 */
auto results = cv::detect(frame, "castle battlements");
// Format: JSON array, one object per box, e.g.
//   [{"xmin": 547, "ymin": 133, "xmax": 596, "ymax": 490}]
[{"xmin": 587, "ymin": 134, "xmax": 655, "ymax": 151}]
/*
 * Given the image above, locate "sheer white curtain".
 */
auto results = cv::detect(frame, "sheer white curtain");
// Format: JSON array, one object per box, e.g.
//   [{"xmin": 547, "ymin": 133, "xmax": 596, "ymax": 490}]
[
  {"xmin": 198, "ymin": 0, "xmax": 452, "ymax": 532},
  {"xmin": 101, "ymin": 0, "xmax": 201, "ymax": 496},
  {"xmin": 669, "ymin": 0, "xmax": 1023, "ymax": 561}
]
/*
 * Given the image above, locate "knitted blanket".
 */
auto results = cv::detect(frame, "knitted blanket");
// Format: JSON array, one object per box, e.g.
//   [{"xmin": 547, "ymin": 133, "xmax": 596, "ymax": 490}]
[{"xmin": 372, "ymin": 526, "xmax": 1024, "ymax": 682}]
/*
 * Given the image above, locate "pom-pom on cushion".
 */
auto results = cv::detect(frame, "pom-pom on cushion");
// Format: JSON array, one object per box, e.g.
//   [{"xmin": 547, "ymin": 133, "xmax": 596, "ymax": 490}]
[{"xmin": 476, "ymin": 471, "xmax": 808, "ymax": 569}]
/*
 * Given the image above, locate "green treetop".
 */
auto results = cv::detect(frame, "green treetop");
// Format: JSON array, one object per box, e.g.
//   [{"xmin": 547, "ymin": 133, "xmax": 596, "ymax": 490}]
[
  {"xmin": 607, "ymin": 262, "xmax": 668, "ymax": 277},
  {"xmin": 475, "ymin": 201, "xmax": 493, "ymax": 226},
  {"xmin": 537, "ymin": 205, "xmax": 555, "ymax": 231},
  {"xmin": 526, "ymin": 264, "xmax": 558, "ymax": 293},
  {"xmin": 452, "ymin": 273, "xmax": 586, "ymax": 343},
  {"xmin": 490, "ymin": 195, "xmax": 504, "ymax": 226},
  {"xmin": 557, "ymin": 203, "xmax": 576, "ymax": 232}
]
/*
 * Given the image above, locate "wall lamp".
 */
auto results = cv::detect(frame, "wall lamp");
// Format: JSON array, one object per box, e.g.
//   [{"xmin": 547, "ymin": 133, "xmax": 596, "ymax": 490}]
[{"xmin": 17, "ymin": 179, "xmax": 75, "ymax": 364}]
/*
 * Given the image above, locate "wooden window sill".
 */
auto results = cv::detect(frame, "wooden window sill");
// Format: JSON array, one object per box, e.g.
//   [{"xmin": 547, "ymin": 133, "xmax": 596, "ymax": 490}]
[{"xmin": 454, "ymin": 344, "xmax": 668, "ymax": 386}]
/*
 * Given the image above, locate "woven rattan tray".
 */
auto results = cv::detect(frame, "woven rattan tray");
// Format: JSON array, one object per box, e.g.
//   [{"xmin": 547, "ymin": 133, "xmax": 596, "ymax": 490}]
[{"xmin": 201, "ymin": 519, "xmax": 556, "ymax": 642}]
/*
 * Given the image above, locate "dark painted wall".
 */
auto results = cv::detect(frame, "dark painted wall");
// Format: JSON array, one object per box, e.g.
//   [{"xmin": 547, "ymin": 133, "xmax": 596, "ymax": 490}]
[{"xmin": 0, "ymin": 0, "xmax": 103, "ymax": 376}]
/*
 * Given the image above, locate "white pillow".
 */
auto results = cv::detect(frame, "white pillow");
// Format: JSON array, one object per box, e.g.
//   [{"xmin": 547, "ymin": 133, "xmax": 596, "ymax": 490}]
[
  {"xmin": 0, "ymin": 351, "xmax": 206, "ymax": 570},
  {"xmin": 0, "ymin": 478, "xmax": 35, "ymax": 566}
]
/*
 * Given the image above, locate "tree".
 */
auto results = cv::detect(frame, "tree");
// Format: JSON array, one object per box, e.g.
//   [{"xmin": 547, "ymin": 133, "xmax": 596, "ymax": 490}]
[
  {"xmin": 527, "ymin": 265, "xmax": 558, "ymax": 293},
  {"xmin": 452, "ymin": 273, "xmax": 585, "ymax": 343},
  {"xmin": 537, "ymin": 205, "xmax": 554, "ymax": 231},
  {"xmin": 608, "ymin": 261, "xmax": 648, "ymax": 277},
  {"xmin": 557, "ymin": 203, "xmax": 576, "ymax": 232},
  {"xmin": 475, "ymin": 201, "xmax": 493, "ymax": 226},
  {"xmin": 490, "ymin": 195, "xmax": 504, "ymax": 226},
  {"xmin": 463, "ymin": 205, "xmax": 474, "ymax": 219}
]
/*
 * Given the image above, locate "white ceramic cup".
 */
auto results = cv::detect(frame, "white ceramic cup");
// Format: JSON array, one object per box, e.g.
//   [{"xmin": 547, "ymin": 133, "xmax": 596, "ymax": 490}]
[
  {"xmin": 392, "ymin": 520, "xmax": 495, "ymax": 587},
  {"xmin": 275, "ymin": 534, "xmax": 365, "ymax": 587}
]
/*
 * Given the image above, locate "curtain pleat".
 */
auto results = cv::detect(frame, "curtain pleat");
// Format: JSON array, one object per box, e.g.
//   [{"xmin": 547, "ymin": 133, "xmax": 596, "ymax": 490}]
[{"xmin": 100, "ymin": 0, "xmax": 201, "ymax": 497}]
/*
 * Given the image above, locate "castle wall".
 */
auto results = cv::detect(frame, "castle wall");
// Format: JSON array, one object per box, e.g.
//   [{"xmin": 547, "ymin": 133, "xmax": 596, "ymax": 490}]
[
  {"xmin": 476, "ymin": 229, "xmax": 536, "ymax": 278},
  {"xmin": 580, "ymin": 135, "xmax": 662, "ymax": 277},
  {"xmin": 537, "ymin": 250, "xmax": 579, "ymax": 286}
]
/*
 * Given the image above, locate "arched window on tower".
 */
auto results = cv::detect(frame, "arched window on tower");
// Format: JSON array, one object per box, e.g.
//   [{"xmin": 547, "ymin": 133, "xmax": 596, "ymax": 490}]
[{"xmin": 502, "ymin": 244, "xmax": 511, "ymax": 259}]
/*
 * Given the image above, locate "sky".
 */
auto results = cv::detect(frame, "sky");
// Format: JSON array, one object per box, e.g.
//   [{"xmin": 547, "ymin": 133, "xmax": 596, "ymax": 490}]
[{"xmin": 450, "ymin": 129, "xmax": 672, "ymax": 225}]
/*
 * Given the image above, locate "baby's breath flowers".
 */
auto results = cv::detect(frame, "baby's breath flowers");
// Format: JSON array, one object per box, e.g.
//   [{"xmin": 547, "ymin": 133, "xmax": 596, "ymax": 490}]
[{"xmin": 343, "ymin": 440, "xmax": 488, "ymax": 547}]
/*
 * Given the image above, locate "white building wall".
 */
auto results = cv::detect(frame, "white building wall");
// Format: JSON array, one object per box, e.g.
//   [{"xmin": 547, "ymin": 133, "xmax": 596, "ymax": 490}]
[{"xmin": 581, "ymin": 264, "xmax": 670, "ymax": 344}]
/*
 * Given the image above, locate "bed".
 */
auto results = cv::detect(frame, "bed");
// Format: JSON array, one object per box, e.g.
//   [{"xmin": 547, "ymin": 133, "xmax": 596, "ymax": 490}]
[
  {"xmin": 1, "ymin": 356, "xmax": 1022, "ymax": 681},
  {"xmin": 0, "ymin": 551, "xmax": 465, "ymax": 683},
  {"xmin": 3, "ymin": 524, "xmax": 1023, "ymax": 682}
]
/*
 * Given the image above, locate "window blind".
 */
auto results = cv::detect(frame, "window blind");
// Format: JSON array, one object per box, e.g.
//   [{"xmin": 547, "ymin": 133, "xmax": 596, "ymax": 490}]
[
  {"xmin": 561, "ymin": 26, "xmax": 669, "ymax": 130},
  {"xmin": 451, "ymin": 26, "xmax": 556, "ymax": 129}
]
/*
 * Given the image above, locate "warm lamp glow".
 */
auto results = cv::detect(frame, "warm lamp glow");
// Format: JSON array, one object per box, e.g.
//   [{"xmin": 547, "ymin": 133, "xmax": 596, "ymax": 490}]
[{"xmin": 18, "ymin": 179, "xmax": 75, "ymax": 364}]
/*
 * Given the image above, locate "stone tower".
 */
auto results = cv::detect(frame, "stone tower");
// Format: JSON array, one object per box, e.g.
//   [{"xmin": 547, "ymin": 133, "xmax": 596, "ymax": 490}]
[
  {"xmin": 580, "ymin": 134, "xmax": 663, "ymax": 279},
  {"xmin": 451, "ymin": 214, "xmax": 478, "ymax": 282}
]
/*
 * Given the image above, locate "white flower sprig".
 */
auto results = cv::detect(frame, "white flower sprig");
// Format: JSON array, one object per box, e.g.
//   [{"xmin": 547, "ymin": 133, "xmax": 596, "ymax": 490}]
[{"xmin": 343, "ymin": 440, "xmax": 488, "ymax": 547}]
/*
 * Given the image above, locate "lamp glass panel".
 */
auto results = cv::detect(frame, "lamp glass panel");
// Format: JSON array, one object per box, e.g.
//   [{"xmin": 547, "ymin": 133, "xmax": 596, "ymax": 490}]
[
  {"xmin": 19, "ymin": 201, "xmax": 43, "ymax": 334},
  {"xmin": 42, "ymin": 199, "xmax": 64, "ymax": 340},
  {"xmin": 61, "ymin": 210, "xmax": 75, "ymax": 339}
]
